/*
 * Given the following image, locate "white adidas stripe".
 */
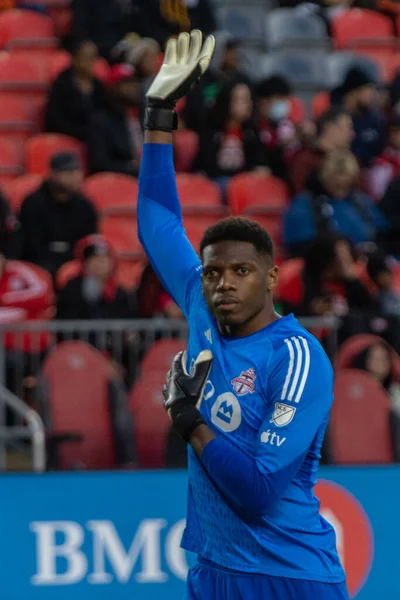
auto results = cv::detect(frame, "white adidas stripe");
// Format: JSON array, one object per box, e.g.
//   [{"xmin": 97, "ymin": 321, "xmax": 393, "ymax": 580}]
[{"xmin": 281, "ymin": 336, "xmax": 311, "ymax": 403}]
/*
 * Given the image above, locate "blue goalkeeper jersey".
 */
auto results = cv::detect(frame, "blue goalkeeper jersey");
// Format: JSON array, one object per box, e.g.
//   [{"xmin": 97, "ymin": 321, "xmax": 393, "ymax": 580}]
[{"xmin": 138, "ymin": 143, "xmax": 345, "ymax": 583}]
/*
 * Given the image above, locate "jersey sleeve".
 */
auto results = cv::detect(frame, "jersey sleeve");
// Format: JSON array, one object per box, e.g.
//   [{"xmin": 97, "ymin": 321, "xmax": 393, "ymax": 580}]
[
  {"xmin": 255, "ymin": 335, "xmax": 333, "ymax": 500},
  {"xmin": 137, "ymin": 143, "xmax": 202, "ymax": 317}
]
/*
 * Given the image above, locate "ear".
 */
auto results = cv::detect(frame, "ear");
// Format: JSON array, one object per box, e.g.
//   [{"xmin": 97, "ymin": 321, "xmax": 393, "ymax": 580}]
[{"xmin": 268, "ymin": 265, "xmax": 279, "ymax": 292}]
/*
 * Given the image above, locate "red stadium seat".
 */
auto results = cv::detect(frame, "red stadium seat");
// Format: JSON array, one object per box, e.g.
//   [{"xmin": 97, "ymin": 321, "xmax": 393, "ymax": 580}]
[
  {"xmin": 335, "ymin": 334, "xmax": 400, "ymax": 381},
  {"xmin": 100, "ymin": 216, "xmax": 143, "ymax": 258},
  {"xmin": 227, "ymin": 172, "xmax": 289, "ymax": 215},
  {"xmin": 330, "ymin": 369, "xmax": 393, "ymax": 463},
  {"xmin": 183, "ymin": 216, "xmax": 226, "ymax": 253},
  {"xmin": 116, "ymin": 258, "xmax": 144, "ymax": 289},
  {"xmin": 0, "ymin": 9, "xmax": 55, "ymax": 50},
  {"xmin": 0, "ymin": 52, "xmax": 47, "ymax": 89},
  {"xmin": 176, "ymin": 173, "xmax": 225, "ymax": 215},
  {"xmin": 0, "ymin": 136, "xmax": 23, "ymax": 183},
  {"xmin": 353, "ymin": 47, "xmax": 398, "ymax": 81},
  {"xmin": 173, "ymin": 129, "xmax": 199, "ymax": 172},
  {"xmin": 289, "ymin": 96, "xmax": 306, "ymax": 124},
  {"xmin": 312, "ymin": 91, "xmax": 330, "ymax": 119},
  {"xmin": 83, "ymin": 173, "xmax": 138, "ymax": 215},
  {"xmin": 25, "ymin": 133, "xmax": 86, "ymax": 176},
  {"xmin": 129, "ymin": 372, "xmax": 172, "ymax": 467},
  {"xmin": 41, "ymin": 341, "xmax": 117, "ymax": 469},
  {"xmin": 275, "ymin": 258, "xmax": 304, "ymax": 300},
  {"xmin": 3, "ymin": 173, "xmax": 42, "ymax": 213},
  {"xmin": 331, "ymin": 9, "xmax": 394, "ymax": 51},
  {"xmin": 140, "ymin": 338, "xmax": 186, "ymax": 374}
]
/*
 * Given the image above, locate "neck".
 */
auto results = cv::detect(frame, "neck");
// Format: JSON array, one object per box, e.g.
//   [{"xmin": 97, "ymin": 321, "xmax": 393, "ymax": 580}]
[{"xmin": 218, "ymin": 306, "xmax": 279, "ymax": 338}]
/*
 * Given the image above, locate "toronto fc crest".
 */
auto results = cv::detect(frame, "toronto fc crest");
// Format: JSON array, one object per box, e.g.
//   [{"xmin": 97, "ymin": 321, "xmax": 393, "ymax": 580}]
[{"xmin": 231, "ymin": 368, "xmax": 256, "ymax": 396}]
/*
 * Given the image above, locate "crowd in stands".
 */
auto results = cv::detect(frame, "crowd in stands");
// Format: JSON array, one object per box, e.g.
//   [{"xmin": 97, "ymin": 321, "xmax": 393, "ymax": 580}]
[{"xmin": 0, "ymin": 0, "xmax": 398, "ymax": 469}]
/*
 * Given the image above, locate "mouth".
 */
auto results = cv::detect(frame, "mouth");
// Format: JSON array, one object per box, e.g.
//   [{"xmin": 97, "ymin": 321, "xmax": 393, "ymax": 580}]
[{"xmin": 214, "ymin": 297, "xmax": 239, "ymax": 312}]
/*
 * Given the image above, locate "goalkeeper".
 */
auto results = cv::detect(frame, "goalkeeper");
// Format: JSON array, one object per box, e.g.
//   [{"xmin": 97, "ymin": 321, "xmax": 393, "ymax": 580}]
[{"xmin": 138, "ymin": 30, "xmax": 349, "ymax": 600}]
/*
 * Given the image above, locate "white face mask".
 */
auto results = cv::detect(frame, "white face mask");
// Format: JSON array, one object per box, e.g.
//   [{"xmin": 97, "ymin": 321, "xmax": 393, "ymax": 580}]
[{"xmin": 268, "ymin": 100, "xmax": 290, "ymax": 122}]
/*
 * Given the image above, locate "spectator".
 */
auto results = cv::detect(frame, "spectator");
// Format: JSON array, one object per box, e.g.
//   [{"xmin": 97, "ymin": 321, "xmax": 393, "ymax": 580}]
[
  {"xmin": 0, "ymin": 191, "xmax": 17, "ymax": 258},
  {"xmin": 19, "ymin": 152, "xmax": 97, "ymax": 276},
  {"xmin": 332, "ymin": 67, "xmax": 386, "ymax": 167},
  {"xmin": 88, "ymin": 63, "xmax": 142, "ymax": 176},
  {"xmin": 194, "ymin": 79, "xmax": 270, "ymax": 193},
  {"xmin": 184, "ymin": 32, "xmax": 248, "ymax": 132},
  {"xmin": 45, "ymin": 37, "xmax": 106, "ymax": 144},
  {"xmin": 280, "ymin": 235, "xmax": 376, "ymax": 318},
  {"xmin": 368, "ymin": 118, "xmax": 400, "ymax": 200},
  {"xmin": 56, "ymin": 235, "xmax": 136, "ymax": 320},
  {"xmin": 289, "ymin": 107, "xmax": 354, "ymax": 193},
  {"xmin": 136, "ymin": 263, "xmax": 183, "ymax": 319},
  {"xmin": 113, "ymin": 35, "xmax": 160, "ymax": 95},
  {"xmin": 378, "ymin": 175, "xmax": 400, "ymax": 258},
  {"xmin": 367, "ymin": 251, "xmax": 400, "ymax": 316},
  {"xmin": 284, "ymin": 150, "xmax": 388, "ymax": 256}
]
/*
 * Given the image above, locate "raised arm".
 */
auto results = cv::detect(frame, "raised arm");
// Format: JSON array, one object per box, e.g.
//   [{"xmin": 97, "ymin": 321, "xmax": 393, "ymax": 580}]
[{"xmin": 138, "ymin": 30, "xmax": 215, "ymax": 316}]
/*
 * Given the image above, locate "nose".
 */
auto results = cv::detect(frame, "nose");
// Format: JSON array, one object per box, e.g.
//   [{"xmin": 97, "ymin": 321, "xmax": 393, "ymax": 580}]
[{"xmin": 216, "ymin": 272, "xmax": 236, "ymax": 292}]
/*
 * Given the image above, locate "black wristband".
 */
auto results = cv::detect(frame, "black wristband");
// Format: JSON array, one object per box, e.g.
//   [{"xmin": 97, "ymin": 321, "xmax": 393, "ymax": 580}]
[
  {"xmin": 170, "ymin": 402, "xmax": 205, "ymax": 443},
  {"xmin": 144, "ymin": 106, "xmax": 178, "ymax": 132}
]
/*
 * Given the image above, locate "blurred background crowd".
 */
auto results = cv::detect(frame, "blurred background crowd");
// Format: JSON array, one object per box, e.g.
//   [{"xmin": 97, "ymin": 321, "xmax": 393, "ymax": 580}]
[{"xmin": 0, "ymin": 0, "xmax": 398, "ymax": 472}]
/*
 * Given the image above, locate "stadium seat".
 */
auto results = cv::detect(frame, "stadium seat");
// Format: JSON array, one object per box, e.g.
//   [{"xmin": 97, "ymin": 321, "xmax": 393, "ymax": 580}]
[
  {"xmin": 116, "ymin": 258, "xmax": 144, "ymax": 289},
  {"xmin": 100, "ymin": 216, "xmax": 143, "ymax": 258},
  {"xmin": 274, "ymin": 258, "xmax": 304, "ymax": 300},
  {"xmin": 216, "ymin": 6, "xmax": 268, "ymax": 45},
  {"xmin": 40, "ymin": 341, "xmax": 118, "ymax": 470},
  {"xmin": 259, "ymin": 52, "xmax": 325, "ymax": 91},
  {"xmin": 25, "ymin": 133, "xmax": 86, "ymax": 176},
  {"xmin": 330, "ymin": 369, "xmax": 393, "ymax": 464},
  {"xmin": 326, "ymin": 51, "xmax": 381, "ymax": 88},
  {"xmin": 140, "ymin": 338, "xmax": 187, "ymax": 374},
  {"xmin": 331, "ymin": 9, "xmax": 394, "ymax": 51},
  {"xmin": 0, "ymin": 93, "xmax": 38, "ymax": 158},
  {"xmin": 129, "ymin": 372, "xmax": 172, "ymax": 467},
  {"xmin": 176, "ymin": 173, "xmax": 225, "ymax": 215},
  {"xmin": 227, "ymin": 172, "xmax": 289, "ymax": 215},
  {"xmin": 335, "ymin": 334, "xmax": 400, "ymax": 381},
  {"xmin": 0, "ymin": 9, "xmax": 56, "ymax": 50},
  {"xmin": 3, "ymin": 173, "xmax": 42, "ymax": 213},
  {"xmin": 289, "ymin": 96, "xmax": 306, "ymax": 124},
  {"xmin": 184, "ymin": 217, "xmax": 224, "ymax": 253},
  {"xmin": 173, "ymin": 129, "xmax": 199, "ymax": 172},
  {"xmin": 0, "ymin": 136, "xmax": 23, "ymax": 183},
  {"xmin": 265, "ymin": 9, "xmax": 329, "ymax": 52},
  {"xmin": 83, "ymin": 173, "xmax": 138, "ymax": 215},
  {"xmin": 354, "ymin": 48, "xmax": 400, "ymax": 82},
  {"xmin": 312, "ymin": 91, "xmax": 330, "ymax": 118},
  {"xmin": 0, "ymin": 52, "xmax": 47, "ymax": 90}
]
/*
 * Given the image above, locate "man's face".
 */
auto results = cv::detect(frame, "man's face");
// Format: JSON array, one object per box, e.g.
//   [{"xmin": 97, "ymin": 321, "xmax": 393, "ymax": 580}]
[
  {"xmin": 328, "ymin": 114, "xmax": 354, "ymax": 149},
  {"xmin": 50, "ymin": 169, "xmax": 83, "ymax": 194},
  {"xmin": 84, "ymin": 254, "xmax": 113, "ymax": 281},
  {"xmin": 201, "ymin": 241, "xmax": 278, "ymax": 330},
  {"xmin": 72, "ymin": 41, "xmax": 97, "ymax": 77}
]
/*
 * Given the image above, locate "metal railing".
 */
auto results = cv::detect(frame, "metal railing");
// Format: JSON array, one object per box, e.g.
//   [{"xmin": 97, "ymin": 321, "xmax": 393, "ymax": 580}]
[{"xmin": 0, "ymin": 315, "xmax": 339, "ymax": 472}]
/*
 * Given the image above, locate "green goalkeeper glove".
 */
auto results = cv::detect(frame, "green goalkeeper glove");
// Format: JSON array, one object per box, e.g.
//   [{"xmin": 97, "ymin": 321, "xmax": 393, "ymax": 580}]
[
  {"xmin": 163, "ymin": 350, "xmax": 213, "ymax": 442},
  {"xmin": 144, "ymin": 30, "xmax": 215, "ymax": 133}
]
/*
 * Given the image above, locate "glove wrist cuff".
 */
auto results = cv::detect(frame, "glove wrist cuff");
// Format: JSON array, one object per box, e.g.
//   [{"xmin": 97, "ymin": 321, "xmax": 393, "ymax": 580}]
[
  {"xmin": 171, "ymin": 403, "xmax": 205, "ymax": 443},
  {"xmin": 144, "ymin": 106, "xmax": 178, "ymax": 132}
]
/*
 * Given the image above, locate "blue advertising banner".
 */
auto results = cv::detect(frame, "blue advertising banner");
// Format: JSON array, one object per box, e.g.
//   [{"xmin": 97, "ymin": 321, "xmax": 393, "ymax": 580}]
[{"xmin": 0, "ymin": 467, "xmax": 398, "ymax": 599}]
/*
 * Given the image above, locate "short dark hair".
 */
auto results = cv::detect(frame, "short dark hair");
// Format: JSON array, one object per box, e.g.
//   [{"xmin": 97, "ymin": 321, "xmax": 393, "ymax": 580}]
[
  {"xmin": 200, "ymin": 217, "xmax": 274, "ymax": 260},
  {"xmin": 256, "ymin": 75, "xmax": 291, "ymax": 99},
  {"xmin": 66, "ymin": 35, "xmax": 93, "ymax": 57},
  {"xmin": 316, "ymin": 107, "xmax": 350, "ymax": 137}
]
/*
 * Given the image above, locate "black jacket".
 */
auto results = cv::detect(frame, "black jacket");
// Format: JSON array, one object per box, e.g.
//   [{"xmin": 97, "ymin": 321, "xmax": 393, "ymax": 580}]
[
  {"xmin": 378, "ymin": 177, "xmax": 400, "ymax": 257},
  {"xmin": 19, "ymin": 182, "xmax": 98, "ymax": 275},
  {"xmin": 45, "ymin": 68, "xmax": 106, "ymax": 143},
  {"xmin": 57, "ymin": 275, "xmax": 135, "ymax": 321},
  {"xmin": 88, "ymin": 104, "xmax": 138, "ymax": 176}
]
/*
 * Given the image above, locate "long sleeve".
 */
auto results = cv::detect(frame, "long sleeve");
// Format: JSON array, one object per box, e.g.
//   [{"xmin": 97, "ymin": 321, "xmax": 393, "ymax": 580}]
[
  {"xmin": 201, "ymin": 339, "xmax": 333, "ymax": 516},
  {"xmin": 138, "ymin": 143, "xmax": 202, "ymax": 317}
]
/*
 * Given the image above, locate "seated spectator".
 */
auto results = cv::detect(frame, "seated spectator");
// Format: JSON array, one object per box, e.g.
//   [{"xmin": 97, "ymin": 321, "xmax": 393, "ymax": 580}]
[
  {"xmin": 368, "ymin": 118, "xmax": 400, "ymax": 200},
  {"xmin": 284, "ymin": 150, "xmax": 388, "ymax": 256},
  {"xmin": 367, "ymin": 250, "xmax": 400, "ymax": 316},
  {"xmin": 56, "ymin": 235, "xmax": 136, "ymax": 320},
  {"xmin": 256, "ymin": 75, "xmax": 296, "ymax": 183},
  {"xmin": 19, "ymin": 152, "xmax": 98, "ymax": 276},
  {"xmin": 184, "ymin": 32, "xmax": 248, "ymax": 132},
  {"xmin": 112, "ymin": 35, "xmax": 160, "ymax": 95},
  {"xmin": 88, "ymin": 64, "xmax": 142, "ymax": 176},
  {"xmin": 379, "ymin": 175, "xmax": 400, "ymax": 258},
  {"xmin": 332, "ymin": 67, "xmax": 386, "ymax": 167},
  {"xmin": 289, "ymin": 107, "xmax": 354, "ymax": 193},
  {"xmin": 280, "ymin": 235, "xmax": 377, "ymax": 318},
  {"xmin": 194, "ymin": 79, "xmax": 270, "ymax": 193},
  {"xmin": 45, "ymin": 37, "xmax": 106, "ymax": 144}
]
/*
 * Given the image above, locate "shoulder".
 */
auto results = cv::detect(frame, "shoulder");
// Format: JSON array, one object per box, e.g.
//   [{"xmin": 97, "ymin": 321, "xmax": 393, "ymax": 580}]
[{"xmin": 73, "ymin": 192, "xmax": 95, "ymax": 210}]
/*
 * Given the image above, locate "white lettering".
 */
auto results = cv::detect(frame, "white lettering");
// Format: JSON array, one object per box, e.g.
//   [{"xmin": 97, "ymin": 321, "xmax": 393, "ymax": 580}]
[
  {"xmin": 31, "ymin": 521, "xmax": 87, "ymax": 585},
  {"xmin": 87, "ymin": 519, "xmax": 168, "ymax": 584},
  {"xmin": 165, "ymin": 519, "xmax": 188, "ymax": 580},
  {"xmin": 261, "ymin": 429, "xmax": 286, "ymax": 447}
]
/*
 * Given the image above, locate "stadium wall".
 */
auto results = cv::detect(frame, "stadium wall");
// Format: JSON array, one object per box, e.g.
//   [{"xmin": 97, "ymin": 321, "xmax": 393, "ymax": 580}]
[{"xmin": 0, "ymin": 467, "xmax": 398, "ymax": 599}]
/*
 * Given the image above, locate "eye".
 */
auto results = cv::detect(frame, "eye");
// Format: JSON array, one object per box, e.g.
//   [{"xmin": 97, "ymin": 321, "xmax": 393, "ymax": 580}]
[
  {"xmin": 204, "ymin": 269, "xmax": 218, "ymax": 279},
  {"xmin": 237, "ymin": 266, "xmax": 250, "ymax": 275}
]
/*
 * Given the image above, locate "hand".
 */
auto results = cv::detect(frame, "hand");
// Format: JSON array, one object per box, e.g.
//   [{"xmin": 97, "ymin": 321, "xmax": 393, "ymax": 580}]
[
  {"xmin": 335, "ymin": 240, "xmax": 356, "ymax": 279},
  {"xmin": 144, "ymin": 30, "xmax": 215, "ymax": 132},
  {"xmin": 163, "ymin": 349, "xmax": 213, "ymax": 442}
]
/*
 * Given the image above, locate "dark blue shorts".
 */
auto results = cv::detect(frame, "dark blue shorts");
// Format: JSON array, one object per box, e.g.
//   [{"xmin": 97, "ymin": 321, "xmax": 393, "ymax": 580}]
[{"xmin": 186, "ymin": 560, "xmax": 349, "ymax": 600}]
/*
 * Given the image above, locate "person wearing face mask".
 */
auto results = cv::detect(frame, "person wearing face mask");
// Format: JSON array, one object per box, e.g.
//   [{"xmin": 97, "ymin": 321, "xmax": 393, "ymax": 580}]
[
  {"xmin": 331, "ymin": 66, "xmax": 386, "ymax": 167},
  {"xmin": 18, "ymin": 152, "xmax": 98, "ymax": 276},
  {"xmin": 283, "ymin": 149, "xmax": 388, "ymax": 257},
  {"xmin": 88, "ymin": 63, "xmax": 143, "ymax": 176}
]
